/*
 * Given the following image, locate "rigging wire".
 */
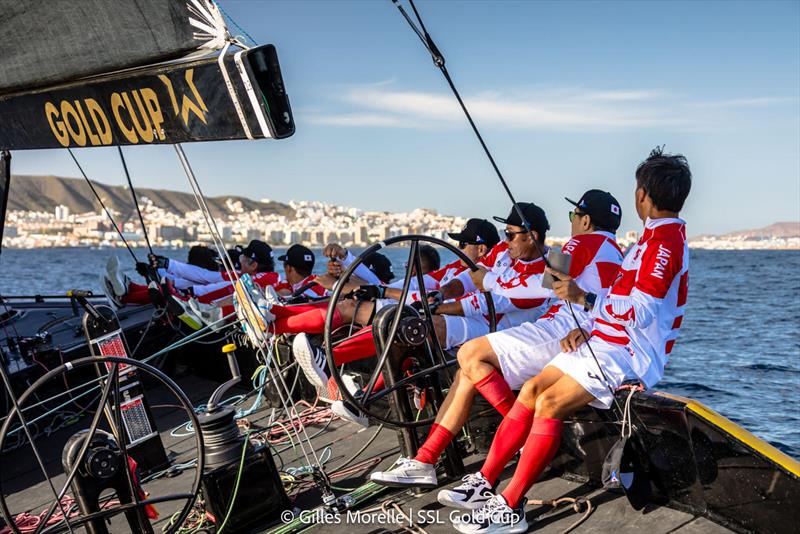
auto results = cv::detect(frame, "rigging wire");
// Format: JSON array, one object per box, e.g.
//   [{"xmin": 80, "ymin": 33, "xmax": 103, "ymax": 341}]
[
  {"xmin": 392, "ymin": 0, "xmax": 629, "ymax": 421},
  {"xmin": 171, "ymin": 144, "xmax": 328, "ymax": 477},
  {"xmin": 116, "ymin": 147, "xmax": 154, "ymax": 256},
  {"xmin": 66, "ymin": 149, "xmax": 138, "ymax": 263}
]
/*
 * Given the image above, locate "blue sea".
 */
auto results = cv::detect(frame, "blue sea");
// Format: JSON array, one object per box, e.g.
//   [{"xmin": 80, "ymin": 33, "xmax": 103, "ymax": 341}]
[{"xmin": 1, "ymin": 246, "xmax": 798, "ymax": 457}]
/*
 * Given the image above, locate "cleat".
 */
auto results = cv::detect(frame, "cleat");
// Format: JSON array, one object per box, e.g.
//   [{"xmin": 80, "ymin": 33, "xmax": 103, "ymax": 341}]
[
  {"xmin": 438, "ymin": 472, "xmax": 494, "ymax": 510},
  {"xmin": 105, "ymin": 255, "xmax": 127, "ymax": 297},
  {"xmin": 451, "ymin": 495, "xmax": 527, "ymax": 534},
  {"xmin": 370, "ymin": 456, "xmax": 438, "ymax": 488},
  {"xmin": 293, "ymin": 333, "xmax": 331, "ymax": 391},
  {"xmin": 100, "ymin": 275, "xmax": 123, "ymax": 309},
  {"xmin": 331, "ymin": 399, "xmax": 370, "ymax": 428}
]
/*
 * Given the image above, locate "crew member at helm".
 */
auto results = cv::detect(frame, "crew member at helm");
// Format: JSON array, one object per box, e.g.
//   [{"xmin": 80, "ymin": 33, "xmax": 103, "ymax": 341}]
[{"xmin": 370, "ymin": 192, "xmax": 625, "ymax": 492}]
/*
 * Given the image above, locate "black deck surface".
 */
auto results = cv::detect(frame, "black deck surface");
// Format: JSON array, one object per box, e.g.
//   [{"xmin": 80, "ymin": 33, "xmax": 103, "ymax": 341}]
[{"xmin": 0, "ymin": 371, "xmax": 735, "ymax": 533}]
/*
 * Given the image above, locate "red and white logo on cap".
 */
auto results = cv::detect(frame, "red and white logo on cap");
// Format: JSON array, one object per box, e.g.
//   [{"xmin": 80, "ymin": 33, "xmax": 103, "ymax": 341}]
[{"xmin": 611, "ymin": 204, "xmax": 621, "ymax": 215}]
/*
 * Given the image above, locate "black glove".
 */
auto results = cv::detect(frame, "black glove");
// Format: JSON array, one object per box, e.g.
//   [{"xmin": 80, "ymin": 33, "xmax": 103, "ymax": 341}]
[
  {"xmin": 410, "ymin": 290, "xmax": 443, "ymax": 314},
  {"xmin": 135, "ymin": 262, "xmax": 150, "ymax": 277},
  {"xmin": 354, "ymin": 285, "xmax": 385, "ymax": 301},
  {"xmin": 148, "ymin": 253, "xmax": 169, "ymax": 270}
]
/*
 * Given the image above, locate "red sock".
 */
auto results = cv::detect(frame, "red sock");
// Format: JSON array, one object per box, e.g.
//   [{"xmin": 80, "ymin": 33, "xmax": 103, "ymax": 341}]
[
  {"xmin": 414, "ymin": 423, "xmax": 455, "ymax": 465},
  {"xmin": 474, "ymin": 369, "xmax": 515, "ymax": 416},
  {"xmin": 369, "ymin": 357, "xmax": 413, "ymax": 393},
  {"xmin": 273, "ymin": 308, "xmax": 342, "ymax": 335},
  {"xmin": 501, "ymin": 417, "xmax": 563, "ymax": 508},
  {"xmin": 480, "ymin": 401, "xmax": 535, "ymax": 484},
  {"xmin": 332, "ymin": 327, "xmax": 375, "ymax": 365}
]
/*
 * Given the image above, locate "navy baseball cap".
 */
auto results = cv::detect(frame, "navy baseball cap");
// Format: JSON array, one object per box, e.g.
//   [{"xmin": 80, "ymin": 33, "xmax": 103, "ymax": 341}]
[
  {"xmin": 363, "ymin": 252, "xmax": 394, "ymax": 284},
  {"xmin": 241, "ymin": 240, "xmax": 273, "ymax": 266},
  {"xmin": 448, "ymin": 218, "xmax": 500, "ymax": 248},
  {"xmin": 278, "ymin": 244, "xmax": 315, "ymax": 272},
  {"xmin": 566, "ymin": 190, "xmax": 622, "ymax": 232},
  {"xmin": 493, "ymin": 202, "xmax": 550, "ymax": 238}
]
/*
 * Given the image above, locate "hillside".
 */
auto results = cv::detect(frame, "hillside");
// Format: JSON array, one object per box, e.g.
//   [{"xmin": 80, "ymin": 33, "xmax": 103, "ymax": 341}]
[
  {"xmin": 691, "ymin": 221, "xmax": 800, "ymax": 241},
  {"xmin": 7, "ymin": 175, "xmax": 293, "ymax": 219},
  {"xmin": 720, "ymin": 221, "xmax": 799, "ymax": 239}
]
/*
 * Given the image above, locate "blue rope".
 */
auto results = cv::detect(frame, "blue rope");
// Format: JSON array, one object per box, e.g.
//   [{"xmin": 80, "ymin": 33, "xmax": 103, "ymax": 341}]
[{"xmin": 215, "ymin": 1, "xmax": 259, "ymax": 46}]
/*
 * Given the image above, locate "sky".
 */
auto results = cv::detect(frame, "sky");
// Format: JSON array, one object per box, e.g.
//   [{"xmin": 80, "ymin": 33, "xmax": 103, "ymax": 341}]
[{"xmin": 9, "ymin": 0, "xmax": 800, "ymax": 237}]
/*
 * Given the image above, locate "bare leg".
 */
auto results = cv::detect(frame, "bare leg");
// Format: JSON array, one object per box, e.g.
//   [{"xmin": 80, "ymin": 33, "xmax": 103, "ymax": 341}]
[{"xmin": 433, "ymin": 370, "xmax": 478, "ymax": 432}]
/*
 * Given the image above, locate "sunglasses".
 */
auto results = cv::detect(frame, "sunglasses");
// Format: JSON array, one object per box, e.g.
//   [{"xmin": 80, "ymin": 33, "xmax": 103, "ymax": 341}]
[
  {"xmin": 458, "ymin": 240, "xmax": 481, "ymax": 249},
  {"xmin": 504, "ymin": 229, "xmax": 528, "ymax": 241},
  {"xmin": 569, "ymin": 210, "xmax": 588, "ymax": 223}
]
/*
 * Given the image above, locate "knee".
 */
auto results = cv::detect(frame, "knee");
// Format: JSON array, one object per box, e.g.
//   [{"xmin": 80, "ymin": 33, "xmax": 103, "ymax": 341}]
[
  {"xmin": 456, "ymin": 339, "xmax": 483, "ymax": 375},
  {"xmin": 534, "ymin": 390, "xmax": 560, "ymax": 417},
  {"xmin": 518, "ymin": 379, "xmax": 543, "ymax": 405}
]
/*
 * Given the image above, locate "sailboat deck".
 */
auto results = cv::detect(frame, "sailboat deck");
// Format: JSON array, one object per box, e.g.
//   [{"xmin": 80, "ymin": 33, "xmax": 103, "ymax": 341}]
[{"xmin": 0, "ymin": 372, "xmax": 735, "ymax": 533}]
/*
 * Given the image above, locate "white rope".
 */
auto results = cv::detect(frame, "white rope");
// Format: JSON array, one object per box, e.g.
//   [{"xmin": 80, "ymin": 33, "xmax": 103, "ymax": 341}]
[
  {"xmin": 172, "ymin": 144, "xmax": 326, "ymax": 473},
  {"xmin": 187, "ymin": 0, "xmax": 229, "ymax": 50},
  {"xmin": 621, "ymin": 388, "xmax": 636, "ymax": 439}
]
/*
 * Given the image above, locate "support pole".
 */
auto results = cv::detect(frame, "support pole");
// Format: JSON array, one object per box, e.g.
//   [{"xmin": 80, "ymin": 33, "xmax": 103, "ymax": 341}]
[{"xmin": 0, "ymin": 151, "xmax": 12, "ymax": 259}]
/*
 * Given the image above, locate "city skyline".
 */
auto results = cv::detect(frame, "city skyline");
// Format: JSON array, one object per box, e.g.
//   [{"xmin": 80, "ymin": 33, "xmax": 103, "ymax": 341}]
[{"xmin": 6, "ymin": 0, "xmax": 799, "ymax": 237}]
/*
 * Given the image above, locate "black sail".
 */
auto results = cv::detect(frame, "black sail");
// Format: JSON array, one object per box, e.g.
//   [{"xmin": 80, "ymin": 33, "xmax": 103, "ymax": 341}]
[
  {"xmin": 0, "ymin": 0, "xmax": 227, "ymax": 95},
  {"xmin": 0, "ymin": 1, "xmax": 294, "ymax": 148}
]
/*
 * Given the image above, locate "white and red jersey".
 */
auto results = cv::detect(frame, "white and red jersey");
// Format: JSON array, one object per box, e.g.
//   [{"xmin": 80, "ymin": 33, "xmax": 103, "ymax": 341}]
[
  {"xmin": 194, "ymin": 271, "xmax": 281, "ymax": 304},
  {"xmin": 278, "ymin": 275, "xmax": 329, "ymax": 299},
  {"xmin": 455, "ymin": 242, "xmax": 552, "ymax": 320},
  {"xmin": 391, "ymin": 259, "xmax": 468, "ymax": 304},
  {"xmin": 590, "ymin": 217, "xmax": 689, "ymax": 388},
  {"xmin": 538, "ymin": 231, "xmax": 623, "ymax": 324}
]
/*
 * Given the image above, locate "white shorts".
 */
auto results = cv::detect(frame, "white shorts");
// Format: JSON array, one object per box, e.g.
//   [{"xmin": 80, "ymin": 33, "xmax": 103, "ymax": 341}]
[
  {"xmin": 443, "ymin": 315, "xmax": 490, "ymax": 349},
  {"xmin": 374, "ymin": 298, "xmax": 394, "ymax": 312},
  {"xmin": 442, "ymin": 311, "xmax": 538, "ymax": 350},
  {"xmin": 546, "ymin": 339, "xmax": 638, "ymax": 409},
  {"xmin": 487, "ymin": 314, "xmax": 575, "ymax": 390}
]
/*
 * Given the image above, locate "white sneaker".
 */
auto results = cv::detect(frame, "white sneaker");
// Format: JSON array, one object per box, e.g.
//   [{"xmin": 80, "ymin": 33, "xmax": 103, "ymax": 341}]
[
  {"xmin": 188, "ymin": 299, "xmax": 223, "ymax": 328},
  {"xmin": 100, "ymin": 275, "xmax": 122, "ymax": 309},
  {"xmin": 169, "ymin": 296, "xmax": 203, "ymax": 331},
  {"xmin": 263, "ymin": 284, "xmax": 283, "ymax": 308},
  {"xmin": 438, "ymin": 472, "xmax": 494, "ymax": 510},
  {"xmin": 452, "ymin": 495, "xmax": 527, "ymax": 534},
  {"xmin": 105, "ymin": 255, "xmax": 127, "ymax": 297},
  {"xmin": 369, "ymin": 456, "xmax": 437, "ymax": 488},
  {"xmin": 292, "ymin": 333, "xmax": 330, "ymax": 390},
  {"xmin": 331, "ymin": 399, "xmax": 370, "ymax": 428}
]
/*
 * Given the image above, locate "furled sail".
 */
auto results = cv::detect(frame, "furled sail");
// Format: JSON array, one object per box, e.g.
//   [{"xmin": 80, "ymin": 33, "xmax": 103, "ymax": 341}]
[
  {"xmin": 0, "ymin": 1, "xmax": 295, "ymax": 148},
  {"xmin": 0, "ymin": 0, "xmax": 227, "ymax": 95}
]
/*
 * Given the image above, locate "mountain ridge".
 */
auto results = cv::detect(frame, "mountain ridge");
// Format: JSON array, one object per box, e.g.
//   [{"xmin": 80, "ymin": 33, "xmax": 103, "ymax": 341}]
[{"xmin": 7, "ymin": 175, "xmax": 293, "ymax": 219}]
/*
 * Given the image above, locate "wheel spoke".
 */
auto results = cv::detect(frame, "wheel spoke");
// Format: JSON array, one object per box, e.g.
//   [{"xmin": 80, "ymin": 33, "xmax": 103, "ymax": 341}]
[
  {"xmin": 35, "ymin": 363, "xmax": 119, "ymax": 534},
  {"xmin": 363, "ymin": 241, "xmax": 419, "ymax": 400}
]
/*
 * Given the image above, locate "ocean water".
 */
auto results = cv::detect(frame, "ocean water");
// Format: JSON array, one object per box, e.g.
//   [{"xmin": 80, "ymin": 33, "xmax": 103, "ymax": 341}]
[{"xmin": 1, "ymin": 246, "xmax": 799, "ymax": 457}]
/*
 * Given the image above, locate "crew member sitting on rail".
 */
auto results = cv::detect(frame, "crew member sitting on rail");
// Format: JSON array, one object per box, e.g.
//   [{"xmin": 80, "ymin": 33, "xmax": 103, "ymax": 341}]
[
  {"xmin": 449, "ymin": 148, "xmax": 691, "ymax": 534},
  {"xmin": 103, "ymin": 240, "xmax": 280, "ymax": 308},
  {"xmin": 276, "ymin": 244, "xmax": 328, "ymax": 299},
  {"xmin": 370, "ymin": 191, "xmax": 625, "ymax": 490}
]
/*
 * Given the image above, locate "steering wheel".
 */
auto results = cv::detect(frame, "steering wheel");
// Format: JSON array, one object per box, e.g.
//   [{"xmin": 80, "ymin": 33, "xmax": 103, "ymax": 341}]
[
  {"xmin": 0, "ymin": 356, "xmax": 203, "ymax": 534},
  {"xmin": 323, "ymin": 235, "xmax": 496, "ymax": 428}
]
